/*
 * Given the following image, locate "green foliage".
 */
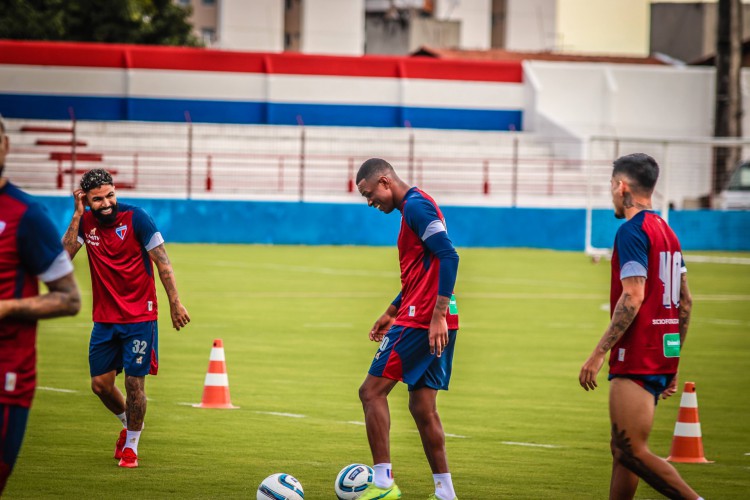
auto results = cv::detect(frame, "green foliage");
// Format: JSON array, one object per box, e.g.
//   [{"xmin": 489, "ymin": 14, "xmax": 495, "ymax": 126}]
[
  {"xmin": 6, "ymin": 246, "xmax": 749, "ymax": 498},
  {"xmin": 0, "ymin": 0, "xmax": 201, "ymax": 46}
]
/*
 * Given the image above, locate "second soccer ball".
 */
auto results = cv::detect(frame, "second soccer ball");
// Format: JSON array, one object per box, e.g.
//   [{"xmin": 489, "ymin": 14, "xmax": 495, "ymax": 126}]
[{"xmin": 335, "ymin": 463, "xmax": 374, "ymax": 500}]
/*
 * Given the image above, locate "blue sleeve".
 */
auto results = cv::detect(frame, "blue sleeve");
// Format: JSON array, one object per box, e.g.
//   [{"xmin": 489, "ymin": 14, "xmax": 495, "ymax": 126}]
[
  {"xmin": 391, "ymin": 291, "xmax": 402, "ymax": 308},
  {"xmin": 403, "ymin": 198, "xmax": 459, "ymax": 297},
  {"xmin": 18, "ymin": 204, "xmax": 64, "ymax": 276},
  {"xmin": 132, "ymin": 207, "xmax": 163, "ymax": 251},
  {"xmin": 616, "ymin": 222, "xmax": 649, "ymax": 280}
]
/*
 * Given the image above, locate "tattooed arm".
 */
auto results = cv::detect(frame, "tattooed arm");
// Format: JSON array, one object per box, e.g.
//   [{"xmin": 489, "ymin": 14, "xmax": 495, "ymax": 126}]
[
  {"xmin": 0, "ymin": 272, "xmax": 80, "ymax": 320},
  {"xmin": 148, "ymin": 243, "xmax": 190, "ymax": 331},
  {"xmin": 579, "ymin": 276, "xmax": 645, "ymax": 391},
  {"xmin": 677, "ymin": 273, "xmax": 692, "ymax": 346},
  {"xmin": 62, "ymin": 189, "xmax": 86, "ymax": 258}
]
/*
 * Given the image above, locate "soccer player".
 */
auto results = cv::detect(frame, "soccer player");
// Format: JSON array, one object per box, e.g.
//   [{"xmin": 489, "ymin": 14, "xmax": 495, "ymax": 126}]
[
  {"xmin": 579, "ymin": 153, "xmax": 703, "ymax": 500},
  {"xmin": 62, "ymin": 169, "xmax": 190, "ymax": 468},
  {"xmin": 356, "ymin": 159, "xmax": 460, "ymax": 500},
  {"xmin": 0, "ymin": 116, "xmax": 81, "ymax": 493}
]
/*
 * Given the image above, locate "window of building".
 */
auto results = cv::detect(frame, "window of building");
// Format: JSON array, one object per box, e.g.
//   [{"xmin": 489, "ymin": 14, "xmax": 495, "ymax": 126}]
[
  {"xmin": 202, "ymin": 28, "xmax": 216, "ymax": 45},
  {"xmin": 202, "ymin": 0, "xmax": 215, "ymax": 5}
]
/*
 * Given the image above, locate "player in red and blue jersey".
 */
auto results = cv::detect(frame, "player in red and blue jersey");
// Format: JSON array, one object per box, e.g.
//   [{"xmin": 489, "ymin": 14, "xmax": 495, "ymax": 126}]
[
  {"xmin": 62, "ymin": 169, "xmax": 190, "ymax": 469},
  {"xmin": 579, "ymin": 154, "xmax": 702, "ymax": 500},
  {"xmin": 0, "ymin": 117, "xmax": 81, "ymax": 493},
  {"xmin": 356, "ymin": 159, "xmax": 459, "ymax": 500}
]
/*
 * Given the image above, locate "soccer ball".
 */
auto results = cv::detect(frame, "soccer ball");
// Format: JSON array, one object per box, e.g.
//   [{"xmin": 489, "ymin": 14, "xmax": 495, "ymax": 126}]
[
  {"xmin": 335, "ymin": 464, "xmax": 374, "ymax": 500},
  {"xmin": 257, "ymin": 473, "xmax": 304, "ymax": 500}
]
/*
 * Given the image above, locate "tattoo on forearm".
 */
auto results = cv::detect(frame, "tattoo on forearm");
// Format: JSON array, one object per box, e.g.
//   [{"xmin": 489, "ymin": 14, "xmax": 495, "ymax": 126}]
[
  {"xmin": 600, "ymin": 293, "xmax": 638, "ymax": 353},
  {"xmin": 612, "ymin": 424, "xmax": 686, "ymax": 499},
  {"xmin": 678, "ymin": 276, "xmax": 692, "ymax": 343},
  {"xmin": 5, "ymin": 274, "xmax": 80, "ymax": 320},
  {"xmin": 62, "ymin": 224, "xmax": 82, "ymax": 257}
]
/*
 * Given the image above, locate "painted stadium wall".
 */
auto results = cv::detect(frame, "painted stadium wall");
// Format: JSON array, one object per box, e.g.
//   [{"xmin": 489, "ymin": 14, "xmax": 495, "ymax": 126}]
[
  {"xmin": 36, "ymin": 196, "xmax": 750, "ymax": 251},
  {"xmin": 0, "ymin": 40, "xmax": 523, "ymax": 131}
]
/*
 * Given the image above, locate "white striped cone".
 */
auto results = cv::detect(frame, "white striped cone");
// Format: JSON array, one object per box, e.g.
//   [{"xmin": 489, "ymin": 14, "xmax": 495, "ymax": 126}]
[
  {"xmin": 666, "ymin": 381, "xmax": 711, "ymax": 463},
  {"xmin": 193, "ymin": 339, "xmax": 239, "ymax": 409}
]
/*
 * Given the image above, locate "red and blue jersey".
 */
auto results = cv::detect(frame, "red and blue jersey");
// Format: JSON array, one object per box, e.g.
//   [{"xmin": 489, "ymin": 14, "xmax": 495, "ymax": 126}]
[
  {"xmin": 609, "ymin": 210, "xmax": 686, "ymax": 375},
  {"xmin": 393, "ymin": 188, "xmax": 459, "ymax": 330},
  {"xmin": 0, "ymin": 182, "xmax": 74, "ymax": 407},
  {"xmin": 77, "ymin": 202, "xmax": 163, "ymax": 324}
]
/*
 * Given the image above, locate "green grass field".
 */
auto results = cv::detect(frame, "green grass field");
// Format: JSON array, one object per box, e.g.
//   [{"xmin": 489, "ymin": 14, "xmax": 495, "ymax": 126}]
[{"xmin": 6, "ymin": 246, "xmax": 750, "ymax": 499}]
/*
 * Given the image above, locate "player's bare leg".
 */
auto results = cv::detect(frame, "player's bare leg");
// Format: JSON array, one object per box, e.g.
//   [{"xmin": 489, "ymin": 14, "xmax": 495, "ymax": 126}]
[
  {"xmin": 91, "ymin": 370, "xmax": 126, "ymax": 415},
  {"xmin": 409, "ymin": 388, "xmax": 448, "ymax": 473},
  {"xmin": 609, "ymin": 378, "xmax": 700, "ymax": 500},
  {"xmin": 124, "ymin": 375, "xmax": 147, "ymax": 432},
  {"xmin": 359, "ymin": 374, "xmax": 398, "ymax": 463}
]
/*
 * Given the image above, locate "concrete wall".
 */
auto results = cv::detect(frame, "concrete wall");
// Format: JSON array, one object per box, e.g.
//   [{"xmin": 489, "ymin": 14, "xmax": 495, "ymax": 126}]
[
  {"xmin": 435, "ymin": 0, "xmax": 492, "ymax": 50},
  {"xmin": 218, "ymin": 0, "xmax": 284, "ymax": 52},
  {"xmin": 505, "ymin": 0, "xmax": 557, "ymax": 51},
  {"xmin": 301, "ymin": 0, "xmax": 365, "ymax": 55}
]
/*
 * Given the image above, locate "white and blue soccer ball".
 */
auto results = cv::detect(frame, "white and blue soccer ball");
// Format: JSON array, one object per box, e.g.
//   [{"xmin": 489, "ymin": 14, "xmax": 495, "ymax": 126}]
[
  {"xmin": 334, "ymin": 464, "xmax": 374, "ymax": 500},
  {"xmin": 257, "ymin": 473, "xmax": 304, "ymax": 500}
]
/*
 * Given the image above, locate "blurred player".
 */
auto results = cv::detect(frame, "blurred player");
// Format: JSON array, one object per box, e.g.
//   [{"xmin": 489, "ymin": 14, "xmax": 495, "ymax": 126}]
[
  {"xmin": 579, "ymin": 153, "xmax": 702, "ymax": 500},
  {"xmin": 356, "ymin": 159, "xmax": 460, "ymax": 500},
  {"xmin": 62, "ymin": 169, "xmax": 190, "ymax": 468},
  {"xmin": 0, "ymin": 116, "xmax": 81, "ymax": 493}
]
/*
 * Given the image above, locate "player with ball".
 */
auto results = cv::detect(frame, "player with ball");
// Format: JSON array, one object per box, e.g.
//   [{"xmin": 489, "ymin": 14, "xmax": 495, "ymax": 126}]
[{"xmin": 355, "ymin": 159, "xmax": 460, "ymax": 500}]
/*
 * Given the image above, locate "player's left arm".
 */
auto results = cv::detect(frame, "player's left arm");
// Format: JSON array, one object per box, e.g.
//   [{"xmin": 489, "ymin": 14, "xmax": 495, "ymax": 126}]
[
  {"xmin": 148, "ymin": 243, "xmax": 190, "ymax": 331},
  {"xmin": 405, "ymin": 199, "xmax": 459, "ymax": 357},
  {"xmin": 661, "ymin": 270, "xmax": 692, "ymax": 399}
]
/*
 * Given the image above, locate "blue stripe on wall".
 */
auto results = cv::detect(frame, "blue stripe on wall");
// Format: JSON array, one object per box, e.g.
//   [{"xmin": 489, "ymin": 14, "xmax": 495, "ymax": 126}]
[
  {"xmin": 0, "ymin": 94, "xmax": 523, "ymax": 131},
  {"xmin": 34, "ymin": 196, "xmax": 750, "ymax": 251}
]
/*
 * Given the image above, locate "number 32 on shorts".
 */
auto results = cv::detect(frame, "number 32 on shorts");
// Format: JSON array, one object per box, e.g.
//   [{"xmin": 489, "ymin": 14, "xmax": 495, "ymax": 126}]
[{"xmin": 132, "ymin": 340, "xmax": 148, "ymax": 354}]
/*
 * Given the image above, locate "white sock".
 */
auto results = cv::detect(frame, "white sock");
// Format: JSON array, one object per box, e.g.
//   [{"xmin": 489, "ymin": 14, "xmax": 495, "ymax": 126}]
[
  {"xmin": 433, "ymin": 473, "xmax": 455, "ymax": 500},
  {"xmin": 124, "ymin": 430, "xmax": 141, "ymax": 454},
  {"xmin": 116, "ymin": 412, "xmax": 127, "ymax": 427},
  {"xmin": 373, "ymin": 463, "xmax": 394, "ymax": 488}
]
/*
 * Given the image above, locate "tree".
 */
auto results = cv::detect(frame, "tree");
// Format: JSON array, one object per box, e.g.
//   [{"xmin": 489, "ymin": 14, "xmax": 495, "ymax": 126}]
[
  {"xmin": 0, "ymin": 0, "xmax": 201, "ymax": 46},
  {"xmin": 712, "ymin": 0, "xmax": 744, "ymax": 203}
]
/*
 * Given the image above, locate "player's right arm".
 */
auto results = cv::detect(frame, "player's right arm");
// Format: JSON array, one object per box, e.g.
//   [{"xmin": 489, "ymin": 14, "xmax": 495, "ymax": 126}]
[
  {"xmin": 62, "ymin": 189, "xmax": 86, "ymax": 258},
  {"xmin": 369, "ymin": 293, "xmax": 400, "ymax": 342}
]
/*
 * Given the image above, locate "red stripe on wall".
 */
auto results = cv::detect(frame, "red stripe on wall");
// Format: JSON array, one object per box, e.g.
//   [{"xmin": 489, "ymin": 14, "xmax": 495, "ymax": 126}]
[{"xmin": 0, "ymin": 41, "xmax": 522, "ymax": 83}]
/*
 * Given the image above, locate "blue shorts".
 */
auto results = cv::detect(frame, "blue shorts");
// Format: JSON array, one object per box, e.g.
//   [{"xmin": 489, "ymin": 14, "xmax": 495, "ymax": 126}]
[
  {"xmin": 89, "ymin": 321, "xmax": 159, "ymax": 377},
  {"xmin": 369, "ymin": 325, "xmax": 458, "ymax": 391},
  {"xmin": 0, "ymin": 404, "xmax": 30, "ymax": 489},
  {"xmin": 609, "ymin": 374, "xmax": 675, "ymax": 405}
]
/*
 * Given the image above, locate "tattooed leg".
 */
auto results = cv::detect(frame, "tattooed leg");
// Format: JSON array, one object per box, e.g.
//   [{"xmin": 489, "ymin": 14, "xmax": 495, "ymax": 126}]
[
  {"xmin": 124, "ymin": 375, "xmax": 147, "ymax": 432},
  {"xmin": 609, "ymin": 378, "xmax": 700, "ymax": 500}
]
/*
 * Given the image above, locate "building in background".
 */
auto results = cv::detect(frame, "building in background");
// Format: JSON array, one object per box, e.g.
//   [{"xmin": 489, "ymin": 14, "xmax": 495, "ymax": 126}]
[{"xmin": 651, "ymin": 1, "xmax": 750, "ymax": 63}]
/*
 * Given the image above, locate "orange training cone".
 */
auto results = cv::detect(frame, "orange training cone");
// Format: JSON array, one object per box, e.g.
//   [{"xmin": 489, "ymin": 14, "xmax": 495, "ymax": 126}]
[
  {"xmin": 193, "ymin": 339, "xmax": 239, "ymax": 409},
  {"xmin": 667, "ymin": 382, "xmax": 712, "ymax": 463}
]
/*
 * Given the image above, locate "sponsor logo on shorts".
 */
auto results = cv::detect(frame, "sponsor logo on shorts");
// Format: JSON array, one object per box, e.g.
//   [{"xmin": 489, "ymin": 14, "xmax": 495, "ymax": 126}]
[{"xmin": 135, "ymin": 356, "xmax": 143, "ymax": 365}]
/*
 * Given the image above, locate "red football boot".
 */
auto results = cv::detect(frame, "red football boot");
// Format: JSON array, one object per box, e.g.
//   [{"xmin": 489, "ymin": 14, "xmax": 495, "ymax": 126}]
[
  {"xmin": 118, "ymin": 447, "xmax": 138, "ymax": 468},
  {"xmin": 114, "ymin": 428, "xmax": 127, "ymax": 459}
]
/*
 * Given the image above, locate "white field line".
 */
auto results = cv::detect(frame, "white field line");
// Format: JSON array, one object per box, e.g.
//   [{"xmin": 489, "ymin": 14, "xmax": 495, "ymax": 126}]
[
  {"xmin": 344, "ymin": 421, "xmax": 366, "ymax": 426},
  {"xmin": 37, "ymin": 386, "xmax": 77, "ymax": 393},
  {"xmin": 688, "ymin": 255, "xmax": 750, "ymax": 265},
  {"xmin": 302, "ymin": 322, "xmax": 354, "ymax": 328},
  {"xmin": 501, "ymin": 441, "xmax": 561, "ymax": 449},
  {"xmin": 255, "ymin": 411, "xmax": 306, "ymax": 419}
]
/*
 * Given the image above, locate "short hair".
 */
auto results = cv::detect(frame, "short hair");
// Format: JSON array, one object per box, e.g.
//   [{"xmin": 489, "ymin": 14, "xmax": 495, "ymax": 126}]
[
  {"xmin": 80, "ymin": 169, "xmax": 114, "ymax": 192},
  {"xmin": 356, "ymin": 158, "xmax": 394, "ymax": 184},
  {"xmin": 612, "ymin": 153, "xmax": 659, "ymax": 193}
]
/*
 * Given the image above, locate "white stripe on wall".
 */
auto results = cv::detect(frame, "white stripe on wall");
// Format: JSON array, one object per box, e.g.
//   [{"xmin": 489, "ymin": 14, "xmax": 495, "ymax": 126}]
[{"xmin": 1, "ymin": 65, "xmax": 125, "ymax": 95}]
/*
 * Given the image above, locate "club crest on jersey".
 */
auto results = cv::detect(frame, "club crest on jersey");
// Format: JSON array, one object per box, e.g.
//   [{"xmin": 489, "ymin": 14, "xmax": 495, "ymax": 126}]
[{"xmin": 115, "ymin": 224, "xmax": 128, "ymax": 240}]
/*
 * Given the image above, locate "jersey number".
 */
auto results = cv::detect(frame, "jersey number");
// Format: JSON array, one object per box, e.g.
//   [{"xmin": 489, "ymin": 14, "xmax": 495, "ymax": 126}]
[
  {"xmin": 132, "ymin": 340, "xmax": 148, "ymax": 354},
  {"xmin": 659, "ymin": 251, "xmax": 682, "ymax": 308}
]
